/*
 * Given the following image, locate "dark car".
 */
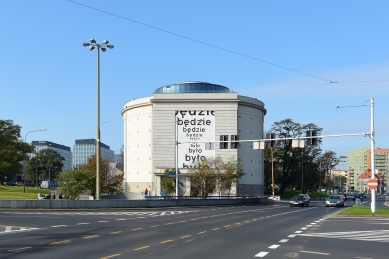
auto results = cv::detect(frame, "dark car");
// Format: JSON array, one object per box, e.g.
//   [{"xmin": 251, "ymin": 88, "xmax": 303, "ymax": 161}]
[
  {"xmin": 26, "ymin": 181, "xmax": 36, "ymax": 187},
  {"xmin": 290, "ymin": 195, "xmax": 309, "ymax": 207},
  {"xmin": 3, "ymin": 182, "xmax": 16, "ymax": 186},
  {"xmin": 353, "ymin": 193, "xmax": 363, "ymax": 201}
]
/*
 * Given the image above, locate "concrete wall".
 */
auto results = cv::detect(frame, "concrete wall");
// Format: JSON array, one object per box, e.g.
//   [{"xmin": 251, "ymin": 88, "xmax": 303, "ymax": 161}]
[{"xmin": 0, "ymin": 197, "xmax": 268, "ymax": 209}]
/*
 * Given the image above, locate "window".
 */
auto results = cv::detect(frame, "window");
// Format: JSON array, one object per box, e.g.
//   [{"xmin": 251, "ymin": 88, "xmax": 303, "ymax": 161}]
[
  {"xmin": 220, "ymin": 135, "xmax": 228, "ymax": 149},
  {"xmin": 230, "ymin": 135, "xmax": 239, "ymax": 149}
]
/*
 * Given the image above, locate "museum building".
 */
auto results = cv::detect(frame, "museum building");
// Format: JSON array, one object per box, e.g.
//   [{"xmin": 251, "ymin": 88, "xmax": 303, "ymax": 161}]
[{"xmin": 121, "ymin": 82, "xmax": 267, "ymax": 196}]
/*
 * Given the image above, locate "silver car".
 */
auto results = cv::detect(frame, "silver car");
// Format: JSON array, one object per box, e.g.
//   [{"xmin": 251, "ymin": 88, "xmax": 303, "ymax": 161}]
[
  {"xmin": 325, "ymin": 195, "xmax": 345, "ymax": 207},
  {"xmin": 290, "ymin": 195, "xmax": 309, "ymax": 207}
]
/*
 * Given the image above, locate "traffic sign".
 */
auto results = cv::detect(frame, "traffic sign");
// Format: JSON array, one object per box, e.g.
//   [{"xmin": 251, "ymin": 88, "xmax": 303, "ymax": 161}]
[{"xmin": 367, "ymin": 179, "xmax": 378, "ymax": 189}]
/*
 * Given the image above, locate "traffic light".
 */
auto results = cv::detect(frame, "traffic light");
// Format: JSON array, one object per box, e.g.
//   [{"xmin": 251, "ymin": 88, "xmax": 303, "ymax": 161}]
[
  {"xmin": 306, "ymin": 130, "xmax": 318, "ymax": 146},
  {"xmin": 266, "ymin": 133, "xmax": 276, "ymax": 148}
]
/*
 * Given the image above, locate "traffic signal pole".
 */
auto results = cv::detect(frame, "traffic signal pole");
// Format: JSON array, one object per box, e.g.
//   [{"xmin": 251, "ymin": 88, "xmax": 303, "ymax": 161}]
[{"xmin": 370, "ymin": 98, "xmax": 375, "ymax": 213}]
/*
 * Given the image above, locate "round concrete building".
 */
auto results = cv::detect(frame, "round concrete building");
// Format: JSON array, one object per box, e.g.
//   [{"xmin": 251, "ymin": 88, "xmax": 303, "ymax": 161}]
[{"xmin": 121, "ymin": 82, "xmax": 267, "ymax": 197}]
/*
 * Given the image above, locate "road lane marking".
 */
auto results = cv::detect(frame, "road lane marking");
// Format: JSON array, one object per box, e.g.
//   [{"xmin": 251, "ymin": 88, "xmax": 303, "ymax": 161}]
[
  {"xmin": 132, "ymin": 228, "xmax": 142, "ymax": 231},
  {"xmin": 224, "ymin": 225, "xmax": 231, "ymax": 228},
  {"xmin": 212, "ymin": 228, "xmax": 220, "ymax": 231},
  {"xmin": 288, "ymin": 235, "xmax": 296, "ymax": 238},
  {"xmin": 181, "ymin": 235, "xmax": 192, "ymax": 239},
  {"xmin": 255, "ymin": 252, "xmax": 269, "ymax": 257},
  {"xmin": 101, "ymin": 254, "xmax": 121, "ymax": 259},
  {"xmin": 295, "ymin": 231, "xmax": 302, "ymax": 233},
  {"xmin": 134, "ymin": 246, "xmax": 149, "ymax": 251},
  {"xmin": 198, "ymin": 231, "xmax": 207, "ymax": 234},
  {"xmin": 301, "ymin": 227, "xmax": 307, "ymax": 230},
  {"xmin": 110, "ymin": 231, "xmax": 123, "ymax": 234},
  {"xmin": 279, "ymin": 239, "xmax": 289, "ymax": 243},
  {"xmin": 98, "ymin": 221, "xmax": 109, "ymax": 223},
  {"xmin": 50, "ymin": 240, "xmax": 70, "ymax": 245},
  {"xmin": 160, "ymin": 240, "xmax": 173, "ymax": 244},
  {"xmin": 8, "ymin": 247, "xmax": 31, "ymax": 253},
  {"xmin": 76, "ymin": 223, "xmax": 89, "ymax": 225},
  {"xmin": 166, "ymin": 223, "xmax": 174, "ymax": 225},
  {"xmin": 51, "ymin": 225, "xmax": 67, "ymax": 228},
  {"xmin": 180, "ymin": 220, "xmax": 186, "ymax": 222},
  {"xmin": 150, "ymin": 225, "xmax": 159, "ymax": 228},
  {"xmin": 269, "ymin": 245, "xmax": 279, "ymax": 249},
  {"xmin": 83, "ymin": 235, "xmax": 99, "ymax": 239},
  {"xmin": 300, "ymin": 250, "xmax": 330, "ymax": 255}
]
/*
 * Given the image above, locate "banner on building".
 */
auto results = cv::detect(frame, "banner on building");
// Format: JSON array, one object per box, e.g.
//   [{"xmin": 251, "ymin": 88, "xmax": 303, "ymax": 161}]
[{"xmin": 175, "ymin": 110, "xmax": 215, "ymax": 168}]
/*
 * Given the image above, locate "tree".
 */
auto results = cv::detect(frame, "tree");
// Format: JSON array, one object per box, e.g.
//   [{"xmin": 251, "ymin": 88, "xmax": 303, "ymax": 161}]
[
  {"xmin": 161, "ymin": 168, "xmax": 185, "ymax": 196},
  {"xmin": 26, "ymin": 149, "xmax": 64, "ymax": 182},
  {"xmin": 57, "ymin": 155, "xmax": 124, "ymax": 199},
  {"xmin": 268, "ymin": 119, "xmax": 323, "ymax": 194},
  {"xmin": 57, "ymin": 169, "xmax": 89, "ymax": 199},
  {"xmin": 0, "ymin": 120, "xmax": 33, "ymax": 185},
  {"xmin": 188, "ymin": 158, "xmax": 216, "ymax": 196},
  {"xmin": 318, "ymin": 151, "xmax": 343, "ymax": 191},
  {"xmin": 218, "ymin": 158, "xmax": 245, "ymax": 196}
]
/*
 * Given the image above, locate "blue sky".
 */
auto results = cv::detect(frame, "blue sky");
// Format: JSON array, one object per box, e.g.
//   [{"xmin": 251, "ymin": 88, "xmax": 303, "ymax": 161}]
[{"xmin": 1, "ymin": 0, "xmax": 388, "ymax": 169}]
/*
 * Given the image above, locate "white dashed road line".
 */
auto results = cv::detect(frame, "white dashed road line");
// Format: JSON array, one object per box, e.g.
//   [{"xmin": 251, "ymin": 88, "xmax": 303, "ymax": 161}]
[
  {"xmin": 300, "ymin": 250, "xmax": 330, "ymax": 255},
  {"xmin": 255, "ymin": 252, "xmax": 269, "ymax": 257}
]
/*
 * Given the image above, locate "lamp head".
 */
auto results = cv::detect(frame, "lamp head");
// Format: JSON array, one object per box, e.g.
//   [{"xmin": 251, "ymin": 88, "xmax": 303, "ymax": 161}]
[
  {"xmin": 101, "ymin": 47, "xmax": 106, "ymax": 52},
  {"xmin": 89, "ymin": 46, "xmax": 95, "ymax": 51},
  {"xmin": 82, "ymin": 42, "xmax": 90, "ymax": 47},
  {"xmin": 102, "ymin": 40, "xmax": 109, "ymax": 44},
  {"xmin": 90, "ymin": 38, "xmax": 96, "ymax": 44},
  {"xmin": 107, "ymin": 44, "xmax": 114, "ymax": 49}
]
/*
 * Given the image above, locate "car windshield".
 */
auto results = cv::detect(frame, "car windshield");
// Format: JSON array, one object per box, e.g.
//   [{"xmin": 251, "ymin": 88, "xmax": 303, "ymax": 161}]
[
  {"xmin": 294, "ymin": 196, "xmax": 304, "ymax": 200},
  {"xmin": 329, "ymin": 196, "xmax": 340, "ymax": 199}
]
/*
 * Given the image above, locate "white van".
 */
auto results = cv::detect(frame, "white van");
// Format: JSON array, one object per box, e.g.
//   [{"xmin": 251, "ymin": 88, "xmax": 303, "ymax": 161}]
[{"xmin": 40, "ymin": 181, "xmax": 49, "ymax": 189}]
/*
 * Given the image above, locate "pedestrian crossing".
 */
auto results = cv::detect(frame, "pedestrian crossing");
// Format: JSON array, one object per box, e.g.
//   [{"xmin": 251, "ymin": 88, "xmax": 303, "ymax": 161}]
[
  {"xmin": 298, "ymin": 229, "xmax": 389, "ymax": 243},
  {"xmin": 0, "ymin": 225, "xmax": 39, "ymax": 235}
]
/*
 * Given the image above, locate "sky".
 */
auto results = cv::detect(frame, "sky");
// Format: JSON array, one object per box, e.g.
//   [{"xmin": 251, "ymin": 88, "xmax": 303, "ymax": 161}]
[{"xmin": 1, "ymin": 0, "xmax": 388, "ymax": 170}]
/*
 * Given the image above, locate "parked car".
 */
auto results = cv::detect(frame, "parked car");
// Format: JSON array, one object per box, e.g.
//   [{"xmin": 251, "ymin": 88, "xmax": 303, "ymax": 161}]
[
  {"xmin": 25, "ymin": 181, "xmax": 36, "ymax": 187},
  {"xmin": 3, "ymin": 182, "xmax": 16, "ymax": 186},
  {"xmin": 325, "ymin": 195, "xmax": 345, "ymax": 207},
  {"xmin": 290, "ymin": 195, "xmax": 309, "ymax": 207}
]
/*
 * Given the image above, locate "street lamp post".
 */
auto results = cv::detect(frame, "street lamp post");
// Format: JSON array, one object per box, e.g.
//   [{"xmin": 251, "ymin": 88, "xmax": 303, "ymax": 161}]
[
  {"xmin": 23, "ymin": 129, "xmax": 47, "ymax": 193},
  {"xmin": 83, "ymin": 39, "xmax": 114, "ymax": 200}
]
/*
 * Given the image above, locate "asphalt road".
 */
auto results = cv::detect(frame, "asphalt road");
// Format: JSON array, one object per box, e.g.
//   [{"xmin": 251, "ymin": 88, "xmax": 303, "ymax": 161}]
[{"xmin": 0, "ymin": 196, "xmax": 388, "ymax": 259}]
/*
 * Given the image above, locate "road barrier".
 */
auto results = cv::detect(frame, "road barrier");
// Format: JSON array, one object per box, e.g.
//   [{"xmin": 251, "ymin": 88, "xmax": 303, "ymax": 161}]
[{"xmin": 0, "ymin": 196, "xmax": 269, "ymax": 209}]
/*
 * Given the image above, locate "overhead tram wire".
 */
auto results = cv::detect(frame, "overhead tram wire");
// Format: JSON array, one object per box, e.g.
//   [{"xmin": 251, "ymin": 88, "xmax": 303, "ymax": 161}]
[{"xmin": 67, "ymin": 0, "xmax": 334, "ymax": 83}]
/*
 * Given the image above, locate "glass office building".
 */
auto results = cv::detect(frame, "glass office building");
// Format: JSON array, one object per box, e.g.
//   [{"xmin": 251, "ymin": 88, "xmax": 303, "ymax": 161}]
[
  {"xmin": 73, "ymin": 139, "xmax": 114, "ymax": 169},
  {"xmin": 31, "ymin": 141, "xmax": 73, "ymax": 171}
]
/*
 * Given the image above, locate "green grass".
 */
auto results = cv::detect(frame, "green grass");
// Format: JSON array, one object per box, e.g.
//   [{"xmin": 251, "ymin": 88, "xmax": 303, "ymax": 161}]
[
  {"xmin": 337, "ymin": 206, "xmax": 389, "ymax": 216},
  {"xmin": 0, "ymin": 186, "xmax": 50, "ymax": 199}
]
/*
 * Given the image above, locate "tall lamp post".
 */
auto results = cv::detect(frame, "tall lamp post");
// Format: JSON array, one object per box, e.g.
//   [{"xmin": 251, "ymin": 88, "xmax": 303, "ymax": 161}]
[
  {"xmin": 83, "ymin": 39, "xmax": 114, "ymax": 200},
  {"xmin": 24, "ymin": 129, "xmax": 47, "ymax": 193}
]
